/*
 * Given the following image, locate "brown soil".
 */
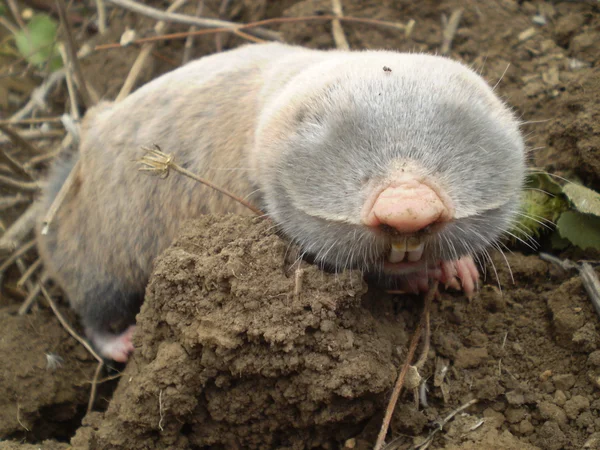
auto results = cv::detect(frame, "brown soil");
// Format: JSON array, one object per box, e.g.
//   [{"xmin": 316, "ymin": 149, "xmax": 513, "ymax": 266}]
[{"xmin": 1, "ymin": 0, "xmax": 600, "ymax": 449}]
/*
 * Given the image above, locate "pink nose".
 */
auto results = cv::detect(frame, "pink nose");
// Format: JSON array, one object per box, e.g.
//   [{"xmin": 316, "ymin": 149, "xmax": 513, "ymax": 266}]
[{"xmin": 362, "ymin": 181, "xmax": 451, "ymax": 233}]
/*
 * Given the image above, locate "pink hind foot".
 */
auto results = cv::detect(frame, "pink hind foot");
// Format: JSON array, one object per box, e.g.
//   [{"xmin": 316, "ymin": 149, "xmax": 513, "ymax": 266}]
[
  {"xmin": 87, "ymin": 325, "xmax": 136, "ymax": 363},
  {"xmin": 387, "ymin": 256, "xmax": 479, "ymax": 298}
]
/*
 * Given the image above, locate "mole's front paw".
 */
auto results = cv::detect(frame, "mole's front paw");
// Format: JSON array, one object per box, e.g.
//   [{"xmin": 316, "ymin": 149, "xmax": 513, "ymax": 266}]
[
  {"xmin": 89, "ymin": 325, "xmax": 136, "ymax": 363},
  {"xmin": 440, "ymin": 256, "xmax": 479, "ymax": 298}
]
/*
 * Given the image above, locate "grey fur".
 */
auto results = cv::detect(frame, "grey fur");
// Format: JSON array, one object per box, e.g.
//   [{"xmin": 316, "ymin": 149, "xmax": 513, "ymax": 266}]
[{"xmin": 36, "ymin": 43, "xmax": 526, "ymax": 342}]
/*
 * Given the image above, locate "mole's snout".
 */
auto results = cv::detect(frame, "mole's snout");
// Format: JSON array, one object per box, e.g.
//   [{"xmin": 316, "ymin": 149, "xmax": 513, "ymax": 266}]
[{"xmin": 362, "ymin": 180, "xmax": 452, "ymax": 235}]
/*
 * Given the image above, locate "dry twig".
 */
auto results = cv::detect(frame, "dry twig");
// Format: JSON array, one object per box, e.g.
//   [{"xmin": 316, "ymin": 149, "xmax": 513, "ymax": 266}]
[
  {"xmin": 0, "ymin": 174, "xmax": 39, "ymax": 191},
  {"xmin": 58, "ymin": 43, "xmax": 81, "ymax": 120},
  {"xmin": 95, "ymin": 14, "xmax": 415, "ymax": 50},
  {"xmin": 16, "ymin": 257, "xmax": 42, "ymax": 288},
  {"xmin": 0, "ymin": 195, "xmax": 29, "ymax": 211},
  {"xmin": 39, "ymin": 284, "xmax": 104, "ymax": 412},
  {"xmin": 374, "ymin": 281, "xmax": 439, "ymax": 450},
  {"xmin": 540, "ymin": 253, "xmax": 600, "ymax": 319},
  {"xmin": 331, "ymin": 0, "xmax": 350, "ymax": 50},
  {"xmin": 95, "ymin": 0, "xmax": 107, "ymax": 34},
  {"xmin": 0, "ymin": 239, "xmax": 36, "ymax": 273},
  {"xmin": 116, "ymin": 0, "xmax": 189, "ymax": 101},
  {"xmin": 0, "ymin": 128, "xmax": 63, "ymax": 145},
  {"xmin": 440, "ymin": 9, "xmax": 463, "ymax": 55},
  {"xmin": 412, "ymin": 399, "xmax": 479, "ymax": 449},
  {"xmin": 106, "ymin": 0, "xmax": 281, "ymax": 42},
  {"xmin": 137, "ymin": 144, "xmax": 264, "ymax": 216},
  {"xmin": 182, "ymin": 0, "xmax": 205, "ymax": 64},
  {"xmin": 214, "ymin": 0, "xmax": 230, "ymax": 52},
  {"xmin": 0, "ymin": 126, "xmax": 37, "ymax": 178},
  {"xmin": 55, "ymin": 0, "xmax": 96, "ymax": 107},
  {"xmin": 9, "ymin": 70, "xmax": 66, "ymax": 122}
]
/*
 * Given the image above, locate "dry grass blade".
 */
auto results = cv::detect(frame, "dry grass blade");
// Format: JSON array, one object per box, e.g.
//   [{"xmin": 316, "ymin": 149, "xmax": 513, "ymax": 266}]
[
  {"xmin": 374, "ymin": 281, "xmax": 439, "ymax": 450},
  {"xmin": 137, "ymin": 145, "xmax": 264, "ymax": 216}
]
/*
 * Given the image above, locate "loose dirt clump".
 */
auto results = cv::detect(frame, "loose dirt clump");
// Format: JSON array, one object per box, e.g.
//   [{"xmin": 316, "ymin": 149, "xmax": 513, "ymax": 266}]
[{"xmin": 0, "ymin": 308, "xmax": 98, "ymax": 441}]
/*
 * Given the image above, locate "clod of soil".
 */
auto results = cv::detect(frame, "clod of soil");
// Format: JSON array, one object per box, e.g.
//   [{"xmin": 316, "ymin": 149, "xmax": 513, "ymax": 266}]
[{"xmin": 70, "ymin": 215, "xmax": 405, "ymax": 449}]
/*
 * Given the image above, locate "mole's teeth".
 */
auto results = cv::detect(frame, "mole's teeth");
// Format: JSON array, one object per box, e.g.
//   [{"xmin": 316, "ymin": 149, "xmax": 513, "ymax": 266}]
[
  {"xmin": 407, "ymin": 243, "xmax": 425, "ymax": 262},
  {"xmin": 389, "ymin": 239, "xmax": 407, "ymax": 263}
]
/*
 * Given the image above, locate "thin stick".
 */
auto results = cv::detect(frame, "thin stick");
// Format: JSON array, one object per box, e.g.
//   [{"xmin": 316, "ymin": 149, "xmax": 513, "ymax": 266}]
[
  {"xmin": 6, "ymin": 0, "xmax": 26, "ymax": 29},
  {"xmin": 0, "ymin": 127, "xmax": 36, "ymax": 177},
  {"xmin": 0, "ymin": 129, "xmax": 64, "ymax": 145},
  {"xmin": 0, "ymin": 194, "xmax": 29, "ymax": 211},
  {"xmin": 540, "ymin": 253, "xmax": 600, "ymax": 320},
  {"xmin": 106, "ymin": 0, "xmax": 281, "ymax": 42},
  {"xmin": 10, "ymin": 70, "xmax": 66, "ymax": 122},
  {"xmin": 137, "ymin": 145, "xmax": 264, "ymax": 216},
  {"xmin": 95, "ymin": 0, "xmax": 107, "ymax": 34},
  {"xmin": 440, "ymin": 9, "xmax": 463, "ymax": 55},
  {"xmin": 18, "ymin": 279, "xmax": 42, "ymax": 315},
  {"xmin": 116, "ymin": 0, "xmax": 189, "ymax": 102},
  {"xmin": 55, "ymin": 0, "xmax": 96, "ymax": 107},
  {"xmin": 40, "ymin": 159, "xmax": 79, "ymax": 235},
  {"xmin": 331, "ymin": 0, "xmax": 350, "ymax": 50},
  {"xmin": 16, "ymin": 257, "xmax": 42, "ymax": 288},
  {"xmin": 374, "ymin": 281, "xmax": 438, "ymax": 450},
  {"xmin": 0, "ymin": 117, "xmax": 63, "ymax": 126},
  {"xmin": 94, "ymin": 14, "xmax": 414, "ymax": 50},
  {"xmin": 0, "ymin": 239, "xmax": 36, "ymax": 273},
  {"xmin": 580, "ymin": 263, "xmax": 600, "ymax": 318},
  {"xmin": 413, "ymin": 398, "xmax": 479, "ymax": 449},
  {"xmin": 40, "ymin": 284, "xmax": 103, "ymax": 362},
  {"xmin": 58, "ymin": 43, "xmax": 80, "ymax": 120},
  {"xmin": 0, "ymin": 16, "xmax": 21, "ymax": 36},
  {"xmin": 25, "ymin": 146, "xmax": 63, "ymax": 168},
  {"xmin": 0, "ymin": 175, "xmax": 39, "ymax": 191},
  {"xmin": 215, "ymin": 0, "xmax": 230, "ymax": 52},
  {"xmin": 87, "ymin": 361, "xmax": 104, "ymax": 413},
  {"xmin": 182, "ymin": 0, "xmax": 205, "ymax": 65}
]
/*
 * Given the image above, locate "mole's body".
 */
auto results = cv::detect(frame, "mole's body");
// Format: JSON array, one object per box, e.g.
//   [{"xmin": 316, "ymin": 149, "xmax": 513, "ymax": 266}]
[{"xmin": 36, "ymin": 43, "xmax": 526, "ymax": 362}]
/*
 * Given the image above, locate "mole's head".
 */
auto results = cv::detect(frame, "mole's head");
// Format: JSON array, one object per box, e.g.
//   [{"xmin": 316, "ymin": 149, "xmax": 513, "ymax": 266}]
[{"xmin": 254, "ymin": 52, "xmax": 526, "ymax": 280}]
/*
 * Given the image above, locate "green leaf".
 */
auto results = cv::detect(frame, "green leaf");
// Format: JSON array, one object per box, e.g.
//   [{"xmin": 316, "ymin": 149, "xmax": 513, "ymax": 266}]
[
  {"xmin": 0, "ymin": 4, "xmax": 7, "ymax": 16},
  {"xmin": 14, "ymin": 14, "xmax": 62, "ymax": 71},
  {"xmin": 563, "ymin": 183, "xmax": 600, "ymax": 216},
  {"xmin": 525, "ymin": 171, "xmax": 564, "ymax": 196},
  {"xmin": 556, "ymin": 211, "xmax": 600, "ymax": 251}
]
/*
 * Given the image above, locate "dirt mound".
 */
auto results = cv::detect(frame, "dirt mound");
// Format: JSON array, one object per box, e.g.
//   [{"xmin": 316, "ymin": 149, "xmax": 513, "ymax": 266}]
[{"xmin": 70, "ymin": 216, "xmax": 404, "ymax": 449}]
